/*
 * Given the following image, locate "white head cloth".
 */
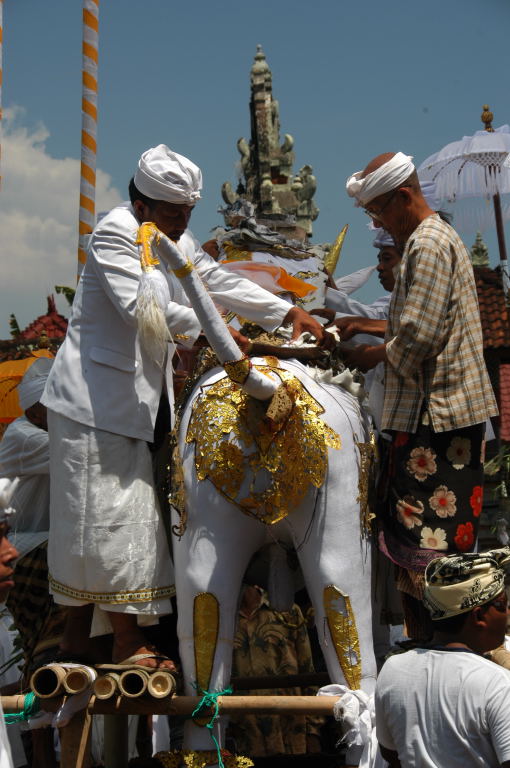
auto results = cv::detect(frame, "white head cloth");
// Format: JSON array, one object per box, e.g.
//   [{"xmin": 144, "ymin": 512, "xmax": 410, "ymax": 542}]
[
  {"xmin": 134, "ymin": 144, "xmax": 202, "ymax": 205},
  {"xmin": 346, "ymin": 152, "xmax": 415, "ymax": 207},
  {"xmin": 18, "ymin": 357, "xmax": 54, "ymax": 411},
  {"xmin": 372, "ymin": 228, "xmax": 395, "ymax": 249}
]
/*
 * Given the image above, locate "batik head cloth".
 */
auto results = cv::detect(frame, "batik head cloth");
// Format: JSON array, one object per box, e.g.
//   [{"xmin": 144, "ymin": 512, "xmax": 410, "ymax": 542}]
[
  {"xmin": 17, "ymin": 357, "xmax": 54, "ymax": 411},
  {"xmin": 134, "ymin": 144, "xmax": 202, "ymax": 205},
  {"xmin": 346, "ymin": 152, "xmax": 415, "ymax": 207},
  {"xmin": 424, "ymin": 547, "xmax": 510, "ymax": 620}
]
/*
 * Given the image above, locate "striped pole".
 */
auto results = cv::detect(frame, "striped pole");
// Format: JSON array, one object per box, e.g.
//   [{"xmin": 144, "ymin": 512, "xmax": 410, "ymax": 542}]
[
  {"xmin": 0, "ymin": 0, "xmax": 3, "ymax": 190},
  {"xmin": 77, "ymin": 0, "xmax": 99, "ymax": 276}
]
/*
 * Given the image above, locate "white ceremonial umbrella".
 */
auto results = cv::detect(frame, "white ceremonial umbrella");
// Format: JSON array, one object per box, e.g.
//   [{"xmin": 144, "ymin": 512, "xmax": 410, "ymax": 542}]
[{"xmin": 418, "ymin": 106, "xmax": 510, "ymax": 282}]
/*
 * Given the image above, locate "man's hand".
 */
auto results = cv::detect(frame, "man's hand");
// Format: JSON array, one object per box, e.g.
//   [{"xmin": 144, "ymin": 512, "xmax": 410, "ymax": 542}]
[
  {"xmin": 283, "ymin": 306, "xmax": 336, "ymax": 350},
  {"xmin": 341, "ymin": 343, "xmax": 387, "ymax": 372},
  {"xmin": 335, "ymin": 316, "xmax": 387, "ymax": 341},
  {"xmin": 228, "ymin": 326, "xmax": 252, "ymax": 354}
]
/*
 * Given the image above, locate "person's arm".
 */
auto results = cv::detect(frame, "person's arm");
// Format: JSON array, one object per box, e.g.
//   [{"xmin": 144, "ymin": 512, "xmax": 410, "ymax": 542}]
[
  {"xmin": 385, "ymin": 237, "xmax": 452, "ymax": 379},
  {"xmin": 379, "ymin": 744, "xmax": 402, "ymax": 767},
  {"xmin": 194, "ymin": 238, "xmax": 333, "ymax": 347},
  {"xmin": 90, "ymin": 216, "xmax": 202, "ymax": 344},
  {"xmin": 335, "ymin": 316, "xmax": 387, "ymax": 340},
  {"xmin": 325, "ymin": 288, "xmax": 390, "ymax": 319}
]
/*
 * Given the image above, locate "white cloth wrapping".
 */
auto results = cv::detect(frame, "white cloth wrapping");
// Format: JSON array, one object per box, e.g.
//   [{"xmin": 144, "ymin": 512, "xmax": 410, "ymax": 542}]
[
  {"xmin": 346, "ymin": 152, "xmax": 415, "ymax": 206},
  {"xmin": 17, "ymin": 358, "xmax": 53, "ymax": 411},
  {"xmin": 134, "ymin": 145, "xmax": 202, "ymax": 204},
  {"xmin": 47, "ymin": 410, "xmax": 174, "ymax": 615},
  {"xmin": 317, "ymin": 684, "xmax": 386, "ymax": 768}
]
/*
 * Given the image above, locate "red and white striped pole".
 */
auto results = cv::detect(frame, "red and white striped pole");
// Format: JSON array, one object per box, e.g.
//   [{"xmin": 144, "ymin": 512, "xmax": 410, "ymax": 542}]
[{"xmin": 77, "ymin": 0, "xmax": 99, "ymax": 276}]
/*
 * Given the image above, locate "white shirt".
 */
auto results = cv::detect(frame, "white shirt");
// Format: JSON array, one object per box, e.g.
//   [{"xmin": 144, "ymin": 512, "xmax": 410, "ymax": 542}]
[
  {"xmin": 375, "ymin": 648, "xmax": 510, "ymax": 767},
  {"xmin": 0, "ymin": 416, "xmax": 49, "ymax": 533}
]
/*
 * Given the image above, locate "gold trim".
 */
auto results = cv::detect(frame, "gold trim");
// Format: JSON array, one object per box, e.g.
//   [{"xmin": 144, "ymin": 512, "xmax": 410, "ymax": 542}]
[
  {"xmin": 48, "ymin": 574, "xmax": 175, "ymax": 604},
  {"xmin": 194, "ymin": 593, "xmax": 219, "ymax": 695},
  {"xmin": 355, "ymin": 432, "xmax": 378, "ymax": 536},
  {"xmin": 136, "ymin": 222, "xmax": 161, "ymax": 271},
  {"xmin": 155, "ymin": 751, "xmax": 253, "ymax": 768},
  {"xmin": 172, "ymin": 260, "xmax": 194, "ymax": 278},
  {"xmin": 224, "ymin": 356, "xmax": 251, "ymax": 385},
  {"xmin": 323, "ymin": 584, "xmax": 362, "ymax": 690}
]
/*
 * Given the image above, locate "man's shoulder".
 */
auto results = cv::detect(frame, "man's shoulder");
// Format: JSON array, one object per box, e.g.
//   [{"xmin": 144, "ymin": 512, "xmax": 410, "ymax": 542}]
[
  {"xmin": 407, "ymin": 215, "xmax": 465, "ymax": 256},
  {"xmin": 92, "ymin": 203, "xmax": 136, "ymax": 238}
]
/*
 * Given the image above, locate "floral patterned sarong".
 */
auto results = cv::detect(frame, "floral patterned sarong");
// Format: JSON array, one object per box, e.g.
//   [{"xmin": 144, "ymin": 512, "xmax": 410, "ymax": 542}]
[{"xmin": 379, "ymin": 414, "xmax": 485, "ymax": 574}]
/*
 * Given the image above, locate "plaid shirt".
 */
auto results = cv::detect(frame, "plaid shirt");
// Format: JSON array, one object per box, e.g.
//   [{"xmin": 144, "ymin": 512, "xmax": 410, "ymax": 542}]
[{"xmin": 382, "ymin": 215, "xmax": 498, "ymax": 433}]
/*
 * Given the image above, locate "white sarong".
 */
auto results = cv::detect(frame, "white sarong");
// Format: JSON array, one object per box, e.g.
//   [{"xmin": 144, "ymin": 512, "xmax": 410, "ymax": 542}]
[{"xmin": 47, "ymin": 410, "xmax": 174, "ymax": 616}]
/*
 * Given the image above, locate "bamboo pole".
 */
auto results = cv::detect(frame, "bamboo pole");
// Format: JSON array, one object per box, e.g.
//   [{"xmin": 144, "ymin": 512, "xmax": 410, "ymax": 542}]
[
  {"xmin": 2, "ymin": 694, "xmax": 340, "ymax": 717},
  {"xmin": 77, "ymin": 0, "xmax": 99, "ymax": 277}
]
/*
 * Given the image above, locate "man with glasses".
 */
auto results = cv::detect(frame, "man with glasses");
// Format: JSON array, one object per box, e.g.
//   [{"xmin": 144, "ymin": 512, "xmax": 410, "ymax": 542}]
[
  {"xmin": 375, "ymin": 548, "xmax": 510, "ymax": 768},
  {"xmin": 343, "ymin": 152, "xmax": 498, "ymax": 640}
]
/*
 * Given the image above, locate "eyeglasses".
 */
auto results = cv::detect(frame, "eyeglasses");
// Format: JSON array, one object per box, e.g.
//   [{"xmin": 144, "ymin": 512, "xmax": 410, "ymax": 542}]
[{"xmin": 363, "ymin": 189, "xmax": 399, "ymax": 223}]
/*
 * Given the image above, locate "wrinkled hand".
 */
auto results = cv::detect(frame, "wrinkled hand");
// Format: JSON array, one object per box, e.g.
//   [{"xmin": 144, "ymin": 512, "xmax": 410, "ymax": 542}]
[
  {"xmin": 283, "ymin": 306, "xmax": 336, "ymax": 350},
  {"xmin": 228, "ymin": 326, "xmax": 252, "ymax": 354},
  {"xmin": 335, "ymin": 316, "xmax": 387, "ymax": 341},
  {"xmin": 341, "ymin": 343, "xmax": 387, "ymax": 372}
]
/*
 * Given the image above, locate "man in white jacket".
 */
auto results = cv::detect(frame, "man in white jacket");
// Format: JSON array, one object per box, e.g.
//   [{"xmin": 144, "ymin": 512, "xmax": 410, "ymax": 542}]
[{"xmin": 42, "ymin": 144, "xmax": 328, "ymax": 669}]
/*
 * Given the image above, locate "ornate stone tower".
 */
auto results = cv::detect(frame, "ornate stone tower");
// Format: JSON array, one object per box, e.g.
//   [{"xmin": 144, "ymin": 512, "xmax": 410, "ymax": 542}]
[{"xmin": 221, "ymin": 45, "xmax": 319, "ymax": 239}]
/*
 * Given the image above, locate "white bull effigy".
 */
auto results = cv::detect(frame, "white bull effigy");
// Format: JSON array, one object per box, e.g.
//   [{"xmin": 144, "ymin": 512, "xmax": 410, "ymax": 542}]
[{"xmin": 137, "ymin": 223, "xmax": 377, "ymax": 765}]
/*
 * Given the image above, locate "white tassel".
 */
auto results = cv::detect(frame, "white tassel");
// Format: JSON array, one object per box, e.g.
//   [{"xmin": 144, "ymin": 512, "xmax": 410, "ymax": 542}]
[{"xmin": 135, "ymin": 269, "xmax": 171, "ymax": 364}]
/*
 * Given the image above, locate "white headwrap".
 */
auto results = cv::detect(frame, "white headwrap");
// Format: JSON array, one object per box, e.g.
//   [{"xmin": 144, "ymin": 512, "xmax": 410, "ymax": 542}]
[
  {"xmin": 134, "ymin": 144, "xmax": 202, "ymax": 205},
  {"xmin": 17, "ymin": 357, "xmax": 54, "ymax": 411},
  {"xmin": 346, "ymin": 152, "xmax": 415, "ymax": 207},
  {"xmin": 372, "ymin": 228, "xmax": 395, "ymax": 249}
]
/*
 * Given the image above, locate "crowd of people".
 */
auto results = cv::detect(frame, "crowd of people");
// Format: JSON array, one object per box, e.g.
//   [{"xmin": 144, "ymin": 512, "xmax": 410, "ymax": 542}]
[{"xmin": 0, "ymin": 144, "xmax": 509, "ymax": 767}]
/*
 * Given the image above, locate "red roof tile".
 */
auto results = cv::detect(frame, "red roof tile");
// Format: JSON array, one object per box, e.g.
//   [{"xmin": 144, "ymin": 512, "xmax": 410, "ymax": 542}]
[{"xmin": 474, "ymin": 266, "xmax": 510, "ymax": 349}]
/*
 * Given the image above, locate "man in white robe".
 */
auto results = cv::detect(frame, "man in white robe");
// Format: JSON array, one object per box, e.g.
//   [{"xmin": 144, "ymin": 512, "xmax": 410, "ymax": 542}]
[{"xmin": 42, "ymin": 144, "xmax": 329, "ymax": 669}]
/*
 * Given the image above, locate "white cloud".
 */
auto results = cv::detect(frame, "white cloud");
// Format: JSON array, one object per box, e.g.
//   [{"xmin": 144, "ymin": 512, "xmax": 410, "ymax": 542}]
[{"xmin": 0, "ymin": 107, "xmax": 122, "ymax": 338}]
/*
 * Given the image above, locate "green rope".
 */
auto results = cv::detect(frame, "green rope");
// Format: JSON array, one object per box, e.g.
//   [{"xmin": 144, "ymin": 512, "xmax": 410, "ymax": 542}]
[
  {"xmin": 191, "ymin": 685, "xmax": 233, "ymax": 768},
  {"xmin": 4, "ymin": 692, "xmax": 40, "ymax": 724}
]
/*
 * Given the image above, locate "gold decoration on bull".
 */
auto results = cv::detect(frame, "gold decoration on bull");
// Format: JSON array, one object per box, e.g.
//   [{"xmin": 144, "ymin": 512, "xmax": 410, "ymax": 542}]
[
  {"xmin": 193, "ymin": 593, "xmax": 220, "ymax": 725},
  {"xmin": 323, "ymin": 585, "xmax": 362, "ymax": 690},
  {"xmin": 224, "ymin": 356, "xmax": 252, "ymax": 385},
  {"xmin": 186, "ymin": 358, "xmax": 341, "ymax": 525},
  {"xmin": 155, "ymin": 751, "xmax": 254, "ymax": 768},
  {"xmin": 355, "ymin": 431, "xmax": 378, "ymax": 537},
  {"xmin": 136, "ymin": 222, "xmax": 161, "ymax": 271}
]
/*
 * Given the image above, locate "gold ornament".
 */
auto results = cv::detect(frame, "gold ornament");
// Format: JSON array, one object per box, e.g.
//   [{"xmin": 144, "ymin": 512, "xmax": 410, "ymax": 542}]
[
  {"xmin": 186, "ymin": 359, "xmax": 341, "ymax": 525},
  {"xmin": 323, "ymin": 584, "xmax": 362, "ymax": 690},
  {"xmin": 172, "ymin": 260, "xmax": 194, "ymax": 278},
  {"xmin": 136, "ymin": 222, "xmax": 161, "ymax": 271},
  {"xmin": 224, "ymin": 357, "xmax": 252, "ymax": 385},
  {"xmin": 194, "ymin": 593, "xmax": 220, "ymax": 695},
  {"xmin": 154, "ymin": 751, "xmax": 254, "ymax": 768},
  {"xmin": 355, "ymin": 432, "xmax": 378, "ymax": 536}
]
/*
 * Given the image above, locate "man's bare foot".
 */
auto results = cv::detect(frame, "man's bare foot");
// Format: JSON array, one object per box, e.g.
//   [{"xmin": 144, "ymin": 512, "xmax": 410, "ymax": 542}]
[{"xmin": 112, "ymin": 642, "xmax": 177, "ymax": 672}]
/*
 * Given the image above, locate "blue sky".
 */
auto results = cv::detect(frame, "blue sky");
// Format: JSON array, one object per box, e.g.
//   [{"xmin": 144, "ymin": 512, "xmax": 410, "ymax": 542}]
[{"xmin": 2, "ymin": 0, "xmax": 510, "ymax": 337}]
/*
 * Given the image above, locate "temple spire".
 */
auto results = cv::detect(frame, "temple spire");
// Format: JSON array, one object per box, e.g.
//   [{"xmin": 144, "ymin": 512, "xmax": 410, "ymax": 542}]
[{"xmin": 222, "ymin": 46, "xmax": 319, "ymax": 239}]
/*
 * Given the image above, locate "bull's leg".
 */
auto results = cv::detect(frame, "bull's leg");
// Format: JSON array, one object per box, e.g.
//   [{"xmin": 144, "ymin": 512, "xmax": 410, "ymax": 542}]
[
  {"xmin": 288, "ymin": 459, "xmax": 377, "ymax": 697},
  {"xmin": 172, "ymin": 466, "xmax": 267, "ymax": 754}
]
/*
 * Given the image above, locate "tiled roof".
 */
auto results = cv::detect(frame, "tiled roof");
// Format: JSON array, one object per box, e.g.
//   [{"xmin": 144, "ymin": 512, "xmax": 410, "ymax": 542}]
[
  {"xmin": 19, "ymin": 295, "xmax": 68, "ymax": 342},
  {"xmin": 473, "ymin": 265, "xmax": 510, "ymax": 349}
]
